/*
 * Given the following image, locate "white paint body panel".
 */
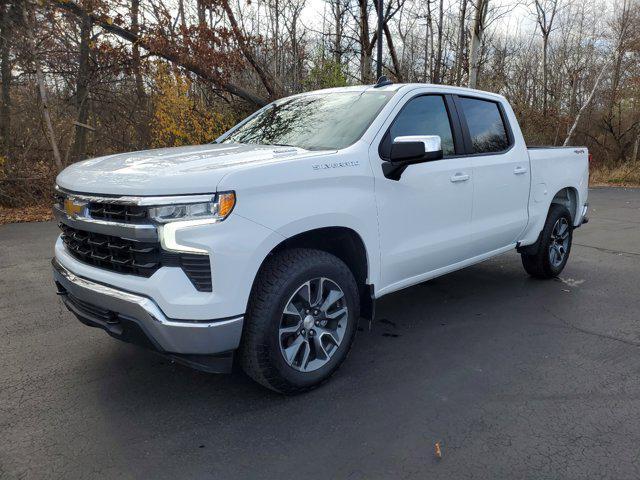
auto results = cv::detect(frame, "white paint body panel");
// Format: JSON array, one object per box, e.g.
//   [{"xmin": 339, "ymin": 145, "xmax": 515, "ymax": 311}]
[
  {"xmin": 468, "ymin": 99, "xmax": 531, "ymax": 256},
  {"xmin": 55, "ymin": 83, "xmax": 589, "ymax": 325}
]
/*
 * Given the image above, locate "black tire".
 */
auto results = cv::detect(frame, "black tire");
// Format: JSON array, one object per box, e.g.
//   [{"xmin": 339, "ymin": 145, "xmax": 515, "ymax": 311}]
[
  {"xmin": 240, "ymin": 248, "xmax": 359, "ymax": 394},
  {"xmin": 521, "ymin": 203, "xmax": 573, "ymax": 279}
]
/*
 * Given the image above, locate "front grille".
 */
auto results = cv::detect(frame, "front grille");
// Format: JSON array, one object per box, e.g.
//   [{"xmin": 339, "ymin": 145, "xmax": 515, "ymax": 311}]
[
  {"xmin": 60, "ymin": 223, "xmax": 161, "ymax": 277},
  {"xmin": 59, "ymin": 224, "xmax": 212, "ymax": 292},
  {"xmin": 88, "ymin": 202, "xmax": 148, "ymax": 223}
]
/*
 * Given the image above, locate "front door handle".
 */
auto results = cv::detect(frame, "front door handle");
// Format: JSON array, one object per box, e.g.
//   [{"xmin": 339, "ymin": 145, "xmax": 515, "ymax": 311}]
[
  {"xmin": 514, "ymin": 166, "xmax": 528, "ymax": 175},
  {"xmin": 450, "ymin": 172, "xmax": 470, "ymax": 183}
]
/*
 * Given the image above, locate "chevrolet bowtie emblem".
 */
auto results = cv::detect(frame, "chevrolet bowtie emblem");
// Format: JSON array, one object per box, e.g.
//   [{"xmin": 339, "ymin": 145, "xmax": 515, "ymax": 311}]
[{"xmin": 64, "ymin": 198, "xmax": 86, "ymax": 218}]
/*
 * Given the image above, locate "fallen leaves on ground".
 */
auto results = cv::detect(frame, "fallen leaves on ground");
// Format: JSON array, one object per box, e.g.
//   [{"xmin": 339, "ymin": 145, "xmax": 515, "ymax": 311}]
[
  {"xmin": 434, "ymin": 441, "xmax": 443, "ymax": 459},
  {"xmin": 0, "ymin": 205, "xmax": 53, "ymax": 225}
]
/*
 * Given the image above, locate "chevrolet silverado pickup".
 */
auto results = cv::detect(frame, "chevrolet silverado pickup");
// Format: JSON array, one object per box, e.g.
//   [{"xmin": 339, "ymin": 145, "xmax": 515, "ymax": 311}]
[{"xmin": 52, "ymin": 81, "xmax": 589, "ymax": 393}]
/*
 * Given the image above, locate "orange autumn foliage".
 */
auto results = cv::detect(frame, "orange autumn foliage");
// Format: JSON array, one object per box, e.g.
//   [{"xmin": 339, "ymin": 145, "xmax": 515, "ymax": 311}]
[{"xmin": 151, "ymin": 67, "xmax": 233, "ymax": 148}]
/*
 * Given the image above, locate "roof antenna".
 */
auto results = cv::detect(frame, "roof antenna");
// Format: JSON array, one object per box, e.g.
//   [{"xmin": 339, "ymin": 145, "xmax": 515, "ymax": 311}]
[{"xmin": 374, "ymin": 75, "xmax": 393, "ymax": 88}]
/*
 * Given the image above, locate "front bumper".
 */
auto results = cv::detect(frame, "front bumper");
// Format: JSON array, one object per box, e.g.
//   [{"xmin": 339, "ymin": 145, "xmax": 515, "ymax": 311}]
[{"xmin": 53, "ymin": 258, "xmax": 244, "ymax": 372}]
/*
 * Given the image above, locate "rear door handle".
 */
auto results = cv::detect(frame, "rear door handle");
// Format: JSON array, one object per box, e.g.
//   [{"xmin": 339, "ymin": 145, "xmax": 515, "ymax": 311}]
[
  {"xmin": 514, "ymin": 166, "xmax": 528, "ymax": 175},
  {"xmin": 450, "ymin": 173, "xmax": 470, "ymax": 183}
]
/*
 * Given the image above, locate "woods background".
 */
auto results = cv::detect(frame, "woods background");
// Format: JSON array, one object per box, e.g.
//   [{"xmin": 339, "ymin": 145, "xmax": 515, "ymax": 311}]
[{"xmin": 0, "ymin": 0, "xmax": 639, "ymax": 211}]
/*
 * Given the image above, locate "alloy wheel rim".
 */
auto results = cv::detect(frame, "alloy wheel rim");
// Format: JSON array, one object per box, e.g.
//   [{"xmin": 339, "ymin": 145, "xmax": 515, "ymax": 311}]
[
  {"xmin": 549, "ymin": 217, "xmax": 570, "ymax": 267},
  {"xmin": 278, "ymin": 277, "xmax": 348, "ymax": 372}
]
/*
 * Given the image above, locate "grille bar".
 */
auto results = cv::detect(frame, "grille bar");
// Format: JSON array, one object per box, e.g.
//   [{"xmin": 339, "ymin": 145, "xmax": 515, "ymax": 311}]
[{"xmin": 88, "ymin": 202, "xmax": 148, "ymax": 223}]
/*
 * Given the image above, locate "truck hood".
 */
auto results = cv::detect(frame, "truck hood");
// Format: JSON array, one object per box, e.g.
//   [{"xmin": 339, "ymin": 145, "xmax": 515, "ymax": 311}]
[{"xmin": 56, "ymin": 143, "xmax": 330, "ymax": 196}]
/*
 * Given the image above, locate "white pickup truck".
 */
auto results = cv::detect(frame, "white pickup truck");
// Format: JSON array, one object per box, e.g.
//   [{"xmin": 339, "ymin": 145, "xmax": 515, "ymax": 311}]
[{"xmin": 52, "ymin": 81, "xmax": 589, "ymax": 393}]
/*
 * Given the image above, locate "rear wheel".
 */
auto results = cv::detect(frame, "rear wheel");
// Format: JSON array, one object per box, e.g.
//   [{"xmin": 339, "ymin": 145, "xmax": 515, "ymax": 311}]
[
  {"xmin": 521, "ymin": 204, "xmax": 573, "ymax": 279},
  {"xmin": 240, "ymin": 248, "xmax": 359, "ymax": 394}
]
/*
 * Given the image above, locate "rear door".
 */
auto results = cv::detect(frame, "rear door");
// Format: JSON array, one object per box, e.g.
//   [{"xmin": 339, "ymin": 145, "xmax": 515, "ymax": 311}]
[
  {"xmin": 454, "ymin": 96, "xmax": 530, "ymax": 255},
  {"xmin": 370, "ymin": 92, "xmax": 474, "ymax": 293}
]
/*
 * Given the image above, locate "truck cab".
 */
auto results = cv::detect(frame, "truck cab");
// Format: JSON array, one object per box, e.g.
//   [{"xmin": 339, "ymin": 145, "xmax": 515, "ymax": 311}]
[{"xmin": 53, "ymin": 83, "xmax": 589, "ymax": 393}]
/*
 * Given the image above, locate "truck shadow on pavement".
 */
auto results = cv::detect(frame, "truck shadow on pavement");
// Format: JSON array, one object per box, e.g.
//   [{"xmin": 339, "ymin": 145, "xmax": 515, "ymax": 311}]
[{"xmin": 88, "ymin": 251, "xmax": 572, "ymax": 417}]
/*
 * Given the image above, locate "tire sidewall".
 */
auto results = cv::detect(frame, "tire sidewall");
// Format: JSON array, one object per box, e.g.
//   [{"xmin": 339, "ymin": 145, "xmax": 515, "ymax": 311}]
[{"xmin": 541, "ymin": 205, "xmax": 573, "ymax": 276}]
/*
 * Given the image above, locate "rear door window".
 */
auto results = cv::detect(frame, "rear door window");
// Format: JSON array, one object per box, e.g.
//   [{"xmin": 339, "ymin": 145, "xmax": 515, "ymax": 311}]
[{"xmin": 458, "ymin": 97, "xmax": 510, "ymax": 154}]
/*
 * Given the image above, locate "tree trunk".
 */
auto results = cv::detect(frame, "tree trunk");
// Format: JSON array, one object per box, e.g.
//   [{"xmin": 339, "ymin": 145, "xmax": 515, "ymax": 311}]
[
  {"xmin": 130, "ymin": 0, "xmax": 147, "ymax": 147},
  {"xmin": 534, "ymin": 0, "xmax": 558, "ymax": 115},
  {"xmin": 359, "ymin": 0, "xmax": 371, "ymax": 83},
  {"xmin": 131, "ymin": 0, "xmax": 145, "ymax": 101},
  {"xmin": 220, "ymin": 0, "xmax": 276, "ymax": 99},
  {"xmin": 0, "ymin": 1, "xmax": 11, "ymax": 149},
  {"xmin": 468, "ymin": 0, "xmax": 488, "ymax": 89},
  {"xmin": 433, "ymin": 0, "xmax": 444, "ymax": 83},
  {"xmin": 455, "ymin": 0, "xmax": 468, "ymax": 85},
  {"xmin": 423, "ymin": 0, "xmax": 432, "ymax": 81},
  {"xmin": 563, "ymin": 60, "xmax": 610, "ymax": 147},
  {"xmin": 70, "ymin": 11, "xmax": 92, "ymax": 162},
  {"xmin": 196, "ymin": 0, "xmax": 206, "ymax": 26},
  {"xmin": 541, "ymin": 34, "xmax": 549, "ymax": 114},
  {"xmin": 372, "ymin": 0, "xmax": 402, "ymax": 82},
  {"xmin": 22, "ymin": 3, "xmax": 62, "ymax": 170},
  {"xmin": 383, "ymin": 23, "xmax": 403, "ymax": 82},
  {"xmin": 177, "ymin": 0, "xmax": 186, "ymax": 30},
  {"xmin": 332, "ymin": 0, "xmax": 343, "ymax": 65},
  {"xmin": 606, "ymin": 14, "xmax": 627, "ymax": 124}
]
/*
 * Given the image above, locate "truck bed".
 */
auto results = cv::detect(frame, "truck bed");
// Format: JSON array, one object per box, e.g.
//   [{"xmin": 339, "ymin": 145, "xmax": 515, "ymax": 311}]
[{"xmin": 518, "ymin": 146, "xmax": 589, "ymax": 246}]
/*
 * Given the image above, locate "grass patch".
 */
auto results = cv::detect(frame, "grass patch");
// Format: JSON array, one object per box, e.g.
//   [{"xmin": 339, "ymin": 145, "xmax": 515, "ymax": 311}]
[{"xmin": 590, "ymin": 163, "xmax": 640, "ymax": 187}]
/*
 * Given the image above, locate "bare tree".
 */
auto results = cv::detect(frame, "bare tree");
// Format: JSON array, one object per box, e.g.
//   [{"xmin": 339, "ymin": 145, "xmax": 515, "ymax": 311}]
[
  {"xmin": 22, "ymin": 1, "xmax": 62, "ymax": 170},
  {"xmin": 534, "ymin": 0, "xmax": 558, "ymax": 114},
  {"xmin": 455, "ymin": 0, "xmax": 469, "ymax": 85},
  {"xmin": 432, "ymin": 0, "xmax": 444, "ymax": 83},
  {"xmin": 69, "ymin": 10, "xmax": 92, "ymax": 162},
  {"xmin": 468, "ymin": 0, "xmax": 489, "ymax": 88},
  {"xmin": 131, "ymin": 0, "xmax": 145, "ymax": 101},
  {"xmin": 0, "ymin": 0, "xmax": 13, "ymax": 149},
  {"xmin": 563, "ymin": 60, "xmax": 610, "ymax": 146}
]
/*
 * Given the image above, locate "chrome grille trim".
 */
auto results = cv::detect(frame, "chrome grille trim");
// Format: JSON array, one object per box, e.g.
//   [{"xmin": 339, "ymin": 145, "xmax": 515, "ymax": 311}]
[
  {"xmin": 55, "ymin": 185, "xmax": 215, "ymax": 206},
  {"xmin": 53, "ymin": 205, "xmax": 158, "ymax": 242}
]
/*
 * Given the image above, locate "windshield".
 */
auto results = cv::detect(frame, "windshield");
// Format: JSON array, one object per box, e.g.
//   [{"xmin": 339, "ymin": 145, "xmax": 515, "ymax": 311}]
[{"xmin": 221, "ymin": 91, "xmax": 394, "ymax": 150}]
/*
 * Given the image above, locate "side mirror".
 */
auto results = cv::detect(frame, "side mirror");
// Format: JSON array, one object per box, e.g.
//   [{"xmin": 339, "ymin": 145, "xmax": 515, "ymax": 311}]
[
  {"xmin": 384, "ymin": 135, "xmax": 443, "ymax": 180},
  {"xmin": 389, "ymin": 135, "xmax": 443, "ymax": 163}
]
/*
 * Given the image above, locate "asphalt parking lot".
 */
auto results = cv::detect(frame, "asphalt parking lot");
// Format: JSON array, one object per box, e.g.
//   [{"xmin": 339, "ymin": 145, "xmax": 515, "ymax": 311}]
[{"xmin": 1, "ymin": 186, "xmax": 640, "ymax": 479}]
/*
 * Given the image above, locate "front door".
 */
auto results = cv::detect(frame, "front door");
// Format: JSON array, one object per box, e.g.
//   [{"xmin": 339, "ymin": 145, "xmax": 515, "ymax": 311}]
[{"xmin": 370, "ymin": 93, "xmax": 474, "ymax": 294}]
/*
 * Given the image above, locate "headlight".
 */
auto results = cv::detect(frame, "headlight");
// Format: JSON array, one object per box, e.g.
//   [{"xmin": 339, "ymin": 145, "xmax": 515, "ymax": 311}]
[{"xmin": 149, "ymin": 192, "xmax": 235, "ymax": 224}]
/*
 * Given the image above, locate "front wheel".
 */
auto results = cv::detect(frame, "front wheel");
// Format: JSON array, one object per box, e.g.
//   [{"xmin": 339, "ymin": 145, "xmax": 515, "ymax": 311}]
[
  {"xmin": 240, "ymin": 248, "xmax": 359, "ymax": 394},
  {"xmin": 521, "ymin": 203, "xmax": 573, "ymax": 279}
]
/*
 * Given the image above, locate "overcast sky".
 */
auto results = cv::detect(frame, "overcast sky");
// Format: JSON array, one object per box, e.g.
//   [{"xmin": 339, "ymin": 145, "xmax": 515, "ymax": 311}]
[{"xmin": 298, "ymin": 0, "xmax": 539, "ymax": 35}]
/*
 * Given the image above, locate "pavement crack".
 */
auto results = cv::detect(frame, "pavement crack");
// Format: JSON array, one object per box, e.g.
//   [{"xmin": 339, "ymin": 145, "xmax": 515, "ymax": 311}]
[
  {"xmin": 542, "ymin": 306, "xmax": 640, "ymax": 349},
  {"xmin": 573, "ymin": 242, "xmax": 640, "ymax": 258}
]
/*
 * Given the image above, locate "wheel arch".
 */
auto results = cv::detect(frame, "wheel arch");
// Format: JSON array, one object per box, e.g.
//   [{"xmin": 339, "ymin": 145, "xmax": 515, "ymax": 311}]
[
  {"xmin": 250, "ymin": 226, "xmax": 375, "ymax": 321},
  {"xmin": 518, "ymin": 186, "xmax": 578, "ymax": 255},
  {"xmin": 550, "ymin": 186, "xmax": 580, "ymax": 224}
]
